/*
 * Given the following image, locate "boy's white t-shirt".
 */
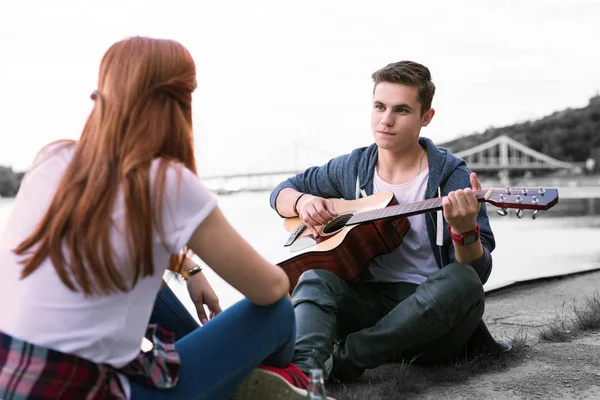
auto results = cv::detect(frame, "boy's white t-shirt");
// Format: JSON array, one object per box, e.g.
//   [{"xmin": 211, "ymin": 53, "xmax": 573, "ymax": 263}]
[
  {"xmin": 0, "ymin": 144, "xmax": 217, "ymax": 387},
  {"xmin": 366, "ymin": 167, "xmax": 439, "ymax": 284}
]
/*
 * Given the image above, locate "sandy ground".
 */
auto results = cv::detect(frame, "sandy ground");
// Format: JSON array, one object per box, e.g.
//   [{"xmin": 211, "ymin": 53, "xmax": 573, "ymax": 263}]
[{"xmin": 327, "ymin": 269, "xmax": 600, "ymax": 400}]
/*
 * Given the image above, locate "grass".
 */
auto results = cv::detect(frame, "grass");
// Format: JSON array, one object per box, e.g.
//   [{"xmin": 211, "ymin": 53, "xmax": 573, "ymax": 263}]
[
  {"xmin": 538, "ymin": 292, "xmax": 600, "ymax": 342},
  {"xmin": 326, "ymin": 329, "xmax": 529, "ymax": 400},
  {"xmin": 572, "ymin": 292, "xmax": 600, "ymax": 331},
  {"xmin": 538, "ymin": 302, "xmax": 574, "ymax": 342}
]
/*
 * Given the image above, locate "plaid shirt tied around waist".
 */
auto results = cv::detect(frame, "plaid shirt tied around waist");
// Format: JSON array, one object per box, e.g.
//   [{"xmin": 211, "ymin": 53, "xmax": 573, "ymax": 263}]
[{"xmin": 0, "ymin": 324, "xmax": 181, "ymax": 400}]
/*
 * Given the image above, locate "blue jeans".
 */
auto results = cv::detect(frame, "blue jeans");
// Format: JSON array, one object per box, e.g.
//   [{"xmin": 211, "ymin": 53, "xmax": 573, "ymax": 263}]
[
  {"xmin": 147, "ymin": 285, "xmax": 201, "ymax": 341},
  {"xmin": 130, "ymin": 287, "xmax": 296, "ymax": 399}
]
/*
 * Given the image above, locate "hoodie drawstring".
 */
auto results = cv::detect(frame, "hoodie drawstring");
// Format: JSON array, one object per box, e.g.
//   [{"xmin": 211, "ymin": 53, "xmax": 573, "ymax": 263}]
[
  {"xmin": 436, "ymin": 186, "xmax": 443, "ymax": 247},
  {"xmin": 355, "ymin": 176, "xmax": 367, "ymax": 199}
]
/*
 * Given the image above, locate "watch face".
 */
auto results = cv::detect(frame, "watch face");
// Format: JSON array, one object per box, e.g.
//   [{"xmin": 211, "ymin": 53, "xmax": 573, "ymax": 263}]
[{"xmin": 463, "ymin": 234, "xmax": 478, "ymax": 245}]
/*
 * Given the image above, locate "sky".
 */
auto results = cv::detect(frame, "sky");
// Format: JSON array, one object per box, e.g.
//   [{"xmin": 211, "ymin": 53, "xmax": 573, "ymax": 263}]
[{"xmin": 1, "ymin": 0, "xmax": 599, "ymax": 176}]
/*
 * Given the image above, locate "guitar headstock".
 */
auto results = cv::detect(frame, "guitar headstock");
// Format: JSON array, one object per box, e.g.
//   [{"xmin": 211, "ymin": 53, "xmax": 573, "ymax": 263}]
[{"xmin": 483, "ymin": 187, "xmax": 559, "ymax": 219}]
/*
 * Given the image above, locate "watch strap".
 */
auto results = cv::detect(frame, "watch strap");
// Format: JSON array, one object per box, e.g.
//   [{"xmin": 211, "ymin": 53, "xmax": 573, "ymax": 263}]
[
  {"xmin": 183, "ymin": 264, "xmax": 203, "ymax": 280},
  {"xmin": 448, "ymin": 224, "xmax": 480, "ymax": 246}
]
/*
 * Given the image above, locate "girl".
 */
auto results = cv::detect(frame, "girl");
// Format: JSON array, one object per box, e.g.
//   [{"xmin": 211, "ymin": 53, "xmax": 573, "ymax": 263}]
[{"xmin": 0, "ymin": 36, "xmax": 325, "ymax": 400}]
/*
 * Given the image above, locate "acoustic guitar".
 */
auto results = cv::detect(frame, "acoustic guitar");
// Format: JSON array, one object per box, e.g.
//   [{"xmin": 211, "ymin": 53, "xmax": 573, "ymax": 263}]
[{"xmin": 277, "ymin": 187, "xmax": 559, "ymax": 291}]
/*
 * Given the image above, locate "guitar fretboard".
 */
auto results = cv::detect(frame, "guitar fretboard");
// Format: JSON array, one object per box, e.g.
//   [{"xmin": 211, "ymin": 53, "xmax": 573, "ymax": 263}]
[{"xmin": 346, "ymin": 189, "xmax": 489, "ymax": 225}]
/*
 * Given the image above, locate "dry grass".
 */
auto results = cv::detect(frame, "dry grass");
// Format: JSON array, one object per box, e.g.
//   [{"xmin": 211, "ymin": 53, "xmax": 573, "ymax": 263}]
[
  {"xmin": 538, "ymin": 302, "xmax": 574, "ymax": 342},
  {"xmin": 326, "ymin": 329, "xmax": 529, "ymax": 400},
  {"xmin": 572, "ymin": 292, "xmax": 600, "ymax": 331},
  {"xmin": 538, "ymin": 292, "xmax": 600, "ymax": 342}
]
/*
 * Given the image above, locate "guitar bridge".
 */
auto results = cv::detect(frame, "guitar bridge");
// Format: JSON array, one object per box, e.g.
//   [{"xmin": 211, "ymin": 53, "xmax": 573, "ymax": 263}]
[{"xmin": 284, "ymin": 223, "xmax": 307, "ymax": 247}]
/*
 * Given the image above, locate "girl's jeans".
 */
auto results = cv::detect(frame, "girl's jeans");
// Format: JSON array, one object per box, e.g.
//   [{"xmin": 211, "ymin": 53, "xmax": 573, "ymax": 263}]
[{"xmin": 130, "ymin": 287, "xmax": 295, "ymax": 400}]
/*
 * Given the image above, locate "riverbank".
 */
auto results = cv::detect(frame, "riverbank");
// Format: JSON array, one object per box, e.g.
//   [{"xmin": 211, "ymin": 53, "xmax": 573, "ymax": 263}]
[{"xmin": 327, "ymin": 269, "xmax": 600, "ymax": 400}]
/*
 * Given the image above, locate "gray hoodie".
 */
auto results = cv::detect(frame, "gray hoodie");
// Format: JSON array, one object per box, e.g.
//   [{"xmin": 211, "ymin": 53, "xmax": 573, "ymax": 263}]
[{"xmin": 269, "ymin": 136, "xmax": 495, "ymax": 284}]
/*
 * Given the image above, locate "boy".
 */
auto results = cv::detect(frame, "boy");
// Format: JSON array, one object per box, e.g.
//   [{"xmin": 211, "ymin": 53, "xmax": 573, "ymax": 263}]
[{"xmin": 270, "ymin": 61, "xmax": 510, "ymax": 381}]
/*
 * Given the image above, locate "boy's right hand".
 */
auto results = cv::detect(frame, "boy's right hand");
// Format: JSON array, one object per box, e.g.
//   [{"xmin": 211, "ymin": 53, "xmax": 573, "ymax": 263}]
[{"xmin": 297, "ymin": 195, "xmax": 338, "ymax": 237}]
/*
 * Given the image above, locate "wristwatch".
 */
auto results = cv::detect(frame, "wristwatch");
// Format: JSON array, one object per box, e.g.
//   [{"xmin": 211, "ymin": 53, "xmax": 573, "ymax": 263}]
[
  {"xmin": 448, "ymin": 225, "xmax": 480, "ymax": 246},
  {"xmin": 181, "ymin": 264, "xmax": 203, "ymax": 280},
  {"xmin": 187, "ymin": 265, "xmax": 203, "ymax": 277}
]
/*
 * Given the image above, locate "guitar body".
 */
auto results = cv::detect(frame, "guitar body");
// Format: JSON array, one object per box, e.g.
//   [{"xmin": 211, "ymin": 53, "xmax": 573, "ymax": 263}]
[{"xmin": 278, "ymin": 192, "xmax": 410, "ymax": 291}]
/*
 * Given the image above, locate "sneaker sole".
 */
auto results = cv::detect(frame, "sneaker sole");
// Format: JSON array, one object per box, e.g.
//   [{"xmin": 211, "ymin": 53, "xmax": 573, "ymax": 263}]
[{"xmin": 230, "ymin": 368, "xmax": 310, "ymax": 400}]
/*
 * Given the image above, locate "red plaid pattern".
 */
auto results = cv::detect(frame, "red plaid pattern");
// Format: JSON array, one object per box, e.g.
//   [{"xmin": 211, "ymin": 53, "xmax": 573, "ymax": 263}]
[{"xmin": 0, "ymin": 324, "xmax": 181, "ymax": 400}]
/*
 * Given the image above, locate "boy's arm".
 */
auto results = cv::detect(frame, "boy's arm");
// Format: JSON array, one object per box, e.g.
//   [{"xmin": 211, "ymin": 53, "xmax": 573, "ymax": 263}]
[
  {"xmin": 270, "ymin": 154, "xmax": 349, "ymax": 217},
  {"xmin": 444, "ymin": 170, "xmax": 496, "ymax": 284}
]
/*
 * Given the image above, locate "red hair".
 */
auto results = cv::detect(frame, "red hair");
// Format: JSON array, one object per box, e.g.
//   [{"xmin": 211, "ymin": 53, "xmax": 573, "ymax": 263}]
[{"xmin": 14, "ymin": 37, "xmax": 197, "ymax": 295}]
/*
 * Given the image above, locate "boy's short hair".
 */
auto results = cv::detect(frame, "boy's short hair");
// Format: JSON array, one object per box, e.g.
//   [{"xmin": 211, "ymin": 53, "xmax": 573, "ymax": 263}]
[{"xmin": 371, "ymin": 61, "xmax": 436, "ymax": 114}]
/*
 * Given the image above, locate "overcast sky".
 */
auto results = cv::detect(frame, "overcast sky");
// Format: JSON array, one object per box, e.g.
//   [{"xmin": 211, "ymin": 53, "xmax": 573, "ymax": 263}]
[{"xmin": 1, "ymin": 0, "xmax": 599, "ymax": 175}]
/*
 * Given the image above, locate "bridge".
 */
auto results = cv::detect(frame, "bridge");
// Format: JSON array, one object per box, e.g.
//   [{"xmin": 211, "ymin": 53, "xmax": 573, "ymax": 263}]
[
  {"xmin": 201, "ymin": 135, "xmax": 595, "ymax": 196},
  {"xmin": 453, "ymin": 135, "xmax": 579, "ymax": 186},
  {"xmin": 200, "ymin": 141, "xmax": 339, "ymax": 194}
]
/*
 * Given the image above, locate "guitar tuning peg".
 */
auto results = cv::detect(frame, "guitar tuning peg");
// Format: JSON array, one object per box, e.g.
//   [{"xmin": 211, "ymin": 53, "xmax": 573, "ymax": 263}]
[
  {"xmin": 532, "ymin": 210, "xmax": 539, "ymax": 220},
  {"xmin": 516, "ymin": 209, "xmax": 524, "ymax": 219},
  {"xmin": 497, "ymin": 208, "xmax": 508, "ymax": 216}
]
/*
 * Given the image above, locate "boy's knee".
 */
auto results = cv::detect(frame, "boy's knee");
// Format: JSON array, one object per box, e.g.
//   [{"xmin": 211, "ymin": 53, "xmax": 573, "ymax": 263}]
[
  {"xmin": 292, "ymin": 269, "xmax": 343, "ymax": 308},
  {"xmin": 440, "ymin": 263, "xmax": 484, "ymax": 304}
]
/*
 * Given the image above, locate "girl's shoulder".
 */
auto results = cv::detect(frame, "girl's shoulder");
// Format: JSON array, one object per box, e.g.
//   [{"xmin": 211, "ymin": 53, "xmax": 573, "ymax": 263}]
[{"xmin": 31, "ymin": 140, "xmax": 76, "ymax": 169}]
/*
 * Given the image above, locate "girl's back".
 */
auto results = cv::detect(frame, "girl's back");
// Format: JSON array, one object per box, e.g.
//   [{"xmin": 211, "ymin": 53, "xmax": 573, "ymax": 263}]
[{"xmin": 0, "ymin": 143, "xmax": 216, "ymax": 368}]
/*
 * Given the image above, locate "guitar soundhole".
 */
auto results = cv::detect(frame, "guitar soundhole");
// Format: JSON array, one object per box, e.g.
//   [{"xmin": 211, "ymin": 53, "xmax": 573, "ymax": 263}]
[{"xmin": 322, "ymin": 213, "xmax": 354, "ymax": 235}]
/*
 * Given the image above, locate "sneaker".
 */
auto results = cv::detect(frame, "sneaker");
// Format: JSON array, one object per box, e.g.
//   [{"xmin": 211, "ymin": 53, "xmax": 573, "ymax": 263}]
[
  {"xmin": 231, "ymin": 363, "xmax": 336, "ymax": 400},
  {"xmin": 327, "ymin": 341, "xmax": 365, "ymax": 382},
  {"xmin": 466, "ymin": 320, "xmax": 513, "ymax": 356},
  {"xmin": 489, "ymin": 340, "xmax": 513, "ymax": 354}
]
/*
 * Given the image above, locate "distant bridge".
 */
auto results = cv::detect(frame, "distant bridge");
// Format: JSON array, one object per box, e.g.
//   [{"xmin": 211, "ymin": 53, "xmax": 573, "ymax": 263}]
[
  {"xmin": 201, "ymin": 170, "xmax": 305, "ymax": 195},
  {"xmin": 202, "ymin": 135, "xmax": 582, "ymax": 194},
  {"xmin": 454, "ymin": 135, "xmax": 578, "ymax": 186},
  {"xmin": 200, "ymin": 141, "xmax": 338, "ymax": 194}
]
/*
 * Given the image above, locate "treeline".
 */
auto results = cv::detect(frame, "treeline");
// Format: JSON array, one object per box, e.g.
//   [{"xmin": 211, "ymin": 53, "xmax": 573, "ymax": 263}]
[
  {"xmin": 0, "ymin": 166, "xmax": 25, "ymax": 198},
  {"xmin": 440, "ymin": 95, "xmax": 600, "ymax": 165}
]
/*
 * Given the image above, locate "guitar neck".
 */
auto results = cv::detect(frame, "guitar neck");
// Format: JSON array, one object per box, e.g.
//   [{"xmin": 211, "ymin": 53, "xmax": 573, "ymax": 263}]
[{"xmin": 346, "ymin": 189, "xmax": 491, "ymax": 225}]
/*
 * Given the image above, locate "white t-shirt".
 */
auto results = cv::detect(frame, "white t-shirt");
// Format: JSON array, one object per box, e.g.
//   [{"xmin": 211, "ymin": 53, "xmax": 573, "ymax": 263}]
[
  {"xmin": 0, "ymin": 144, "xmax": 216, "ymax": 383},
  {"xmin": 366, "ymin": 167, "xmax": 439, "ymax": 284}
]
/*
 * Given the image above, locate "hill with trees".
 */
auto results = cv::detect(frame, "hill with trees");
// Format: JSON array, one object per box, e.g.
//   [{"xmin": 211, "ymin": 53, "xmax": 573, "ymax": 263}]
[
  {"xmin": 0, "ymin": 166, "xmax": 25, "ymax": 197},
  {"xmin": 440, "ymin": 95, "xmax": 600, "ymax": 167}
]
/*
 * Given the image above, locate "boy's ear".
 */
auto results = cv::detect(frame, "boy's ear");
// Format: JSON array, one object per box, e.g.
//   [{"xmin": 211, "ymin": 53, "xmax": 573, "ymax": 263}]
[{"xmin": 422, "ymin": 108, "xmax": 435, "ymax": 126}]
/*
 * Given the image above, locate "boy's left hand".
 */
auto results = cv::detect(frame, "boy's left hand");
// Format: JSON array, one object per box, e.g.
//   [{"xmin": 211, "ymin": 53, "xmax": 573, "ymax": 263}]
[{"xmin": 442, "ymin": 172, "xmax": 482, "ymax": 234}]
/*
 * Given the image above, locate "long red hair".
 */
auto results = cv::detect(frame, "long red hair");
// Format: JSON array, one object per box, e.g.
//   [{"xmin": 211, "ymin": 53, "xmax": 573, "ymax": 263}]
[{"xmin": 14, "ymin": 37, "xmax": 197, "ymax": 295}]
